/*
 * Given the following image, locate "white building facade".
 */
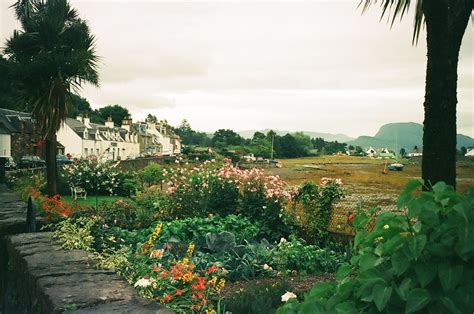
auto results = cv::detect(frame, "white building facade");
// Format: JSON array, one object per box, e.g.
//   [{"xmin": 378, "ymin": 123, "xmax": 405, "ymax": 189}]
[{"xmin": 57, "ymin": 116, "xmax": 140, "ymax": 160}]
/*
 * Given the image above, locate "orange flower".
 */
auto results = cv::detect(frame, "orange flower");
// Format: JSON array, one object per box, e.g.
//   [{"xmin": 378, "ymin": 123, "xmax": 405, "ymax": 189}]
[
  {"xmin": 191, "ymin": 277, "xmax": 206, "ymax": 290},
  {"xmin": 160, "ymin": 270, "xmax": 169, "ymax": 278},
  {"xmin": 176, "ymin": 289, "xmax": 183, "ymax": 296},
  {"xmin": 207, "ymin": 265, "xmax": 218, "ymax": 274},
  {"xmin": 163, "ymin": 294, "xmax": 174, "ymax": 302}
]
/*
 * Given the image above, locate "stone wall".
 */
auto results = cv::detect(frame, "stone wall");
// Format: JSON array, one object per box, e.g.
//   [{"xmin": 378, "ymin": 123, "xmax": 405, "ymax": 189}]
[{"xmin": 0, "ymin": 184, "xmax": 171, "ymax": 313}]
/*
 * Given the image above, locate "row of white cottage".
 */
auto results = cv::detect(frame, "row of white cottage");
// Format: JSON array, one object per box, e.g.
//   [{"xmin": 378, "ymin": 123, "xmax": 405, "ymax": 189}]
[{"xmin": 57, "ymin": 116, "xmax": 181, "ymax": 160}]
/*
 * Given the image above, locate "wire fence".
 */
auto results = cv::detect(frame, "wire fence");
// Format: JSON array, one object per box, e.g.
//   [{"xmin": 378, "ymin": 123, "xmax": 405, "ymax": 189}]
[{"xmin": 328, "ymin": 193, "xmax": 399, "ymax": 236}]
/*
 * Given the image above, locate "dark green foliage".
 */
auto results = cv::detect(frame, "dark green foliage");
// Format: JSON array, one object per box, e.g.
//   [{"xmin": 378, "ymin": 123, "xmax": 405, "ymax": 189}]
[
  {"xmin": 96, "ymin": 104, "xmax": 130, "ymax": 126},
  {"xmin": 278, "ymin": 181, "xmax": 474, "ymax": 313},
  {"xmin": 174, "ymin": 119, "xmax": 211, "ymax": 146},
  {"xmin": 223, "ymin": 280, "xmax": 292, "ymax": 314},
  {"xmin": 212, "ymin": 129, "xmax": 245, "ymax": 147},
  {"xmin": 274, "ymin": 236, "xmax": 343, "ymax": 275},
  {"xmin": 116, "ymin": 172, "xmax": 140, "ymax": 197},
  {"xmin": 137, "ymin": 163, "xmax": 164, "ymax": 187}
]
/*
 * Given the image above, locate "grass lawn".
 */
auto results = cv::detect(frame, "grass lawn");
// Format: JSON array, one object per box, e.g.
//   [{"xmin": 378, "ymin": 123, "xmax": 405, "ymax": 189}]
[{"xmin": 61, "ymin": 195, "xmax": 128, "ymax": 207}]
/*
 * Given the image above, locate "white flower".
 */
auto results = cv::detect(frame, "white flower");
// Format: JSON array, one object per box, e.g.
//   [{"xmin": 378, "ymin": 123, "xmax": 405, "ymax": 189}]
[
  {"xmin": 134, "ymin": 277, "xmax": 153, "ymax": 288},
  {"xmin": 263, "ymin": 263, "xmax": 272, "ymax": 271},
  {"xmin": 383, "ymin": 224, "xmax": 390, "ymax": 230},
  {"xmin": 279, "ymin": 237, "xmax": 287, "ymax": 245},
  {"xmin": 281, "ymin": 291, "xmax": 297, "ymax": 302}
]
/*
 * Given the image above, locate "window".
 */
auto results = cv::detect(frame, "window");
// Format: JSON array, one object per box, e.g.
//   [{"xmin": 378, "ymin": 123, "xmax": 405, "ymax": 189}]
[
  {"xmin": 96, "ymin": 148, "xmax": 99, "ymax": 155},
  {"xmin": 84, "ymin": 148, "xmax": 88, "ymax": 155}
]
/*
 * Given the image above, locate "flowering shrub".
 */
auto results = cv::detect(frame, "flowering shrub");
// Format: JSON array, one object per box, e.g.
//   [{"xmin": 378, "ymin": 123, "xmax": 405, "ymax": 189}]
[
  {"xmin": 291, "ymin": 178, "xmax": 344, "ymax": 243},
  {"xmin": 63, "ymin": 159, "xmax": 120, "ymax": 196},
  {"xmin": 164, "ymin": 159, "xmax": 294, "ymax": 240},
  {"xmin": 40, "ymin": 195, "xmax": 74, "ymax": 221}
]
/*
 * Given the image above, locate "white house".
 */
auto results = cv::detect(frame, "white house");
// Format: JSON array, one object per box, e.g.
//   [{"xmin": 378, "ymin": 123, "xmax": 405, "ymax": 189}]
[
  {"xmin": 365, "ymin": 147, "xmax": 377, "ymax": 157},
  {"xmin": 466, "ymin": 147, "xmax": 474, "ymax": 157},
  {"xmin": 132, "ymin": 120, "xmax": 181, "ymax": 156},
  {"xmin": 57, "ymin": 116, "xmax": 140, "ymax": 160}
]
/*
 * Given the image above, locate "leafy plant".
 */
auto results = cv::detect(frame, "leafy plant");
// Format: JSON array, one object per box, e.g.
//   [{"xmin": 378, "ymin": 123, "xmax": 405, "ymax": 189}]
[
  {"xmin": 278, "ymin": 181, "xmax": 474, "ymax": 313},
  {"xmin": 291, "ymin": 179, "xmax": 344, "ymax": 244},
  {"xmin": 223, "ymin": 280, "xmax": 292, "ymax": 314}
]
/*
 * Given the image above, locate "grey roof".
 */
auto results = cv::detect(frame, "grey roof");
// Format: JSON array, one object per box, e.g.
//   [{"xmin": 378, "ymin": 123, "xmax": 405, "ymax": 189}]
[{"xmin": 0, "ymin": 108, "xmax": 35, "ymax": 134}]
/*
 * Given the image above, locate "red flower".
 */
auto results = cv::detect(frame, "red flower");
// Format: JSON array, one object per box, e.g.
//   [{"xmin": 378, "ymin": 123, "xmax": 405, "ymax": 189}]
[
  {"xmin": 175, "ymin": 289, "xmax": 183, "ymax": 296},
  {"xmin": 348, "ymin": 214, "xmax": 356, "ymax": 223}
]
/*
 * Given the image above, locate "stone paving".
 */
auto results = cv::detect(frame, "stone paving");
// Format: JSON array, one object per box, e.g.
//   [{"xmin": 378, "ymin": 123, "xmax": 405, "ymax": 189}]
[{"xmin": 0, "ymin": 185, "xmax": 171, "ymax": 313}]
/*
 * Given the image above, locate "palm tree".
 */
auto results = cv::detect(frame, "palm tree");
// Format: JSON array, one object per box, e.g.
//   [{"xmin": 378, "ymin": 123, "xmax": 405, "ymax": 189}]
[
  {"xmin": 4, "ymin": 0, "xmax": 99, "ymax": 195},
  {"xmin": 362, "ymin": 0, "xmax": 472, "ymax": 189}
]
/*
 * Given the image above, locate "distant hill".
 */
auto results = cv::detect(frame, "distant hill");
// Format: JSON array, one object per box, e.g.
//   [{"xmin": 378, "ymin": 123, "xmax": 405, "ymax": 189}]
[
  {"xmin": 348, "ymin": 122, "xmax": 474, "ymax": 150},
  {"xmin": 237, "ymin": 129, "xmax": 354, "ymax": 143}
]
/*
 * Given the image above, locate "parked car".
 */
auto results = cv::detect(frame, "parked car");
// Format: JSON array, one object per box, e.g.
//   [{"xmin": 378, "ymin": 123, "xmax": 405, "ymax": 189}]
[
  {"xmin": 56, "ymin": 154, "xmax": 72, "ymax": 166},
  {"xmin": 18, "ymin": 155, "xmax": 46, "ymax": 168},
  {"xmin": 0, "ymin": 156, "xmax": 17, "ymax": 170}
]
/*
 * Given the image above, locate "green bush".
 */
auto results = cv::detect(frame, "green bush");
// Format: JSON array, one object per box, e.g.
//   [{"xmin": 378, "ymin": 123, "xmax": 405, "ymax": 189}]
[
  {"xmin": 291, "ymin": 179, "xmax": 344, "ymax": 244},
  {"xmin": 223, "ymin": 280, "xmax": 292, "ymax": 314},
  {"xmin": 278, "ymin": 181, "xmax": 474, "ymax": 313},
  {"xmin": 138, "ymin": 163, "xmax": 164, "ymax": 187},
  {"xmin": 274, "ymin": 236, "xmax": 343, "ymax": 275}
]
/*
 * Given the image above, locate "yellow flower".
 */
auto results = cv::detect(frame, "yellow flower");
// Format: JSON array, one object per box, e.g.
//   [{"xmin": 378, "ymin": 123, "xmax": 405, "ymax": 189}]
[
  {"xmin": 213, "ymin": 278, "xmax": 225, "ymax": 294},
  {"xmin": 187, "ymin": 243, "xmax": 195, "ymax": 257},
  {"xmin": 182, "ymin": 272, "xmax": 193, "ymax": 282},
  {"xmin": 209, "ymin": 276, "xmax": 217, "ymax": 286},
  {"xmin": 182, "ymin": 258, "xmax": 189, "ymax": 265}
]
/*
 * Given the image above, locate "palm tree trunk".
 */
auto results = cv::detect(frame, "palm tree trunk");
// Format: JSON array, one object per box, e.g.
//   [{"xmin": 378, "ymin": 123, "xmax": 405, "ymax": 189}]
[
  {"xmin": 421, "ymin": 1, "xmax": 471, "ymax": 190},
  {"xmin": 45, "ymin": 134, "xmax": 58, "ymax": 195}
]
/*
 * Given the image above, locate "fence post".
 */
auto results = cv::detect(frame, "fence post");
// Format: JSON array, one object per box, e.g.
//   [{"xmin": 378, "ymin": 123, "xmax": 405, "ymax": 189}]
[{"xmin": 27, "ymin": 196, "xmax": 36, "ymax": 233}]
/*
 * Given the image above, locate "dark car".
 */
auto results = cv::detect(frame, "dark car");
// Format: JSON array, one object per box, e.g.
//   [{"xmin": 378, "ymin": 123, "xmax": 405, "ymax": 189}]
[
  {"xmin": 0, "ymin": 156, "xmax": 17, "ymax": 170},
  {"xmin": 56, "ymin": 154, "xmax": 72, "ymax": 165},
  {"xmin": 19, "ymin": 155, "xmax": 46, "ymax": 169}
]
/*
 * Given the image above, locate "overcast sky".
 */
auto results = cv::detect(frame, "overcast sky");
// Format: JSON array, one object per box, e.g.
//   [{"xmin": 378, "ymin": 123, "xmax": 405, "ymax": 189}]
[{"xmin": 1, "ymin": 0, "xmax": 472, "ymax": 137}]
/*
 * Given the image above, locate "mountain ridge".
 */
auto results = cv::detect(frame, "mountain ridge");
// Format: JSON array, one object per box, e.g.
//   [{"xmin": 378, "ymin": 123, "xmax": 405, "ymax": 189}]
[{"xmin": 234, "ymin": 122, "xmax": 474, "ymax": 150}]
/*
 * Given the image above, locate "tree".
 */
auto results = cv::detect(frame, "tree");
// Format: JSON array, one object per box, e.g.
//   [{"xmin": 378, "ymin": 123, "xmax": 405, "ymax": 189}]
[
  {"xmin": 4, "ymin": 0, "xmax": 99, "ymax": 195},
  {"xmin": 212, "ymin": 129, "xmax": 244, "ymax": 148},
  {"xmin": 362, "ymin": 0, "xmax": 472, "ymax": 189},
  {"xmin": 97, "ymin": 104, "xmax": 129, "ymax": 126},
  {"xmin": 0, "ymin": 55, "xmax": 24, "ymax": 111},
  {"xmin": 400, "ymin": 147, "xmax": 407, "ymax": 158}
]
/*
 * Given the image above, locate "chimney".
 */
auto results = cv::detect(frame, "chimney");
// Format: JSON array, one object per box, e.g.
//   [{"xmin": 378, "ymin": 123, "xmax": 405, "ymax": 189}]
[
  {"xmin": 76, "ymin": 115, "xmax": 83, "ymax": 123},
  {"xmin": 83, "ymin": 116, "xmax": 90, "ymax": 127},
  {"xmin": 105, "ymin": 116, "xmax": 114, "ymax": 128},
  {"xmin": 121, "ymin": 115, "xmax": 132, "ymax": 132}
]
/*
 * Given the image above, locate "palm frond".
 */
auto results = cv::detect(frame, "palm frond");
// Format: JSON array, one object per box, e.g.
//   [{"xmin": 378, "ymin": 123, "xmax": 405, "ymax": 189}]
[
  {"xmin": 6, "ymin": 0, "xmax": 100, "ymax": 137},
  {"xmin": 360, "ymin": 0, "xmax": 425, "ymax": 44}
]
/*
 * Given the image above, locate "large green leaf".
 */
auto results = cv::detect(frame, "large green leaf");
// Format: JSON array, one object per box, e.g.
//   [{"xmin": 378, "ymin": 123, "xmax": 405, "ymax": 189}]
[
  {"xmin": 397, "ymin": 180, "xmax": 422, "ymax": 209},
  {"xmin": 415, "ymin": 263, "xmax": 437, "ymax": 287},
  {"xmin": 359, "ymin": 253, "xmax": 379, "ymax": 272},
  {"xmin": 391, "ymin": 249, "xmax": 410, "ymax": 275},
  {"xmin": 372, "ymin": 284, "xmax": 392, "ymax": 311},
  {"xmin": 334, "ymin": 301, "xmax": 358, "ymax": 314},
  {"xmin": 405, "ymin": 288, "xmax": 431, "ymax": 313},
  {"xmin": 408, "ymin": 235, "xmax": 427, "ymax": 260},
  {"xmin": 396, "ymin": 278, "xmax": 412, "ymax": 301},
  {"xmin": 298, "ymin": 300, "xmax": 325, "ymax": 314},
  {"xmin": 336, "ymin": 264, "xmax": 352, "ymax": 281},
  {"xmin": 438, "ymin": 264, "xmax": 463, "ymax": 291}
]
